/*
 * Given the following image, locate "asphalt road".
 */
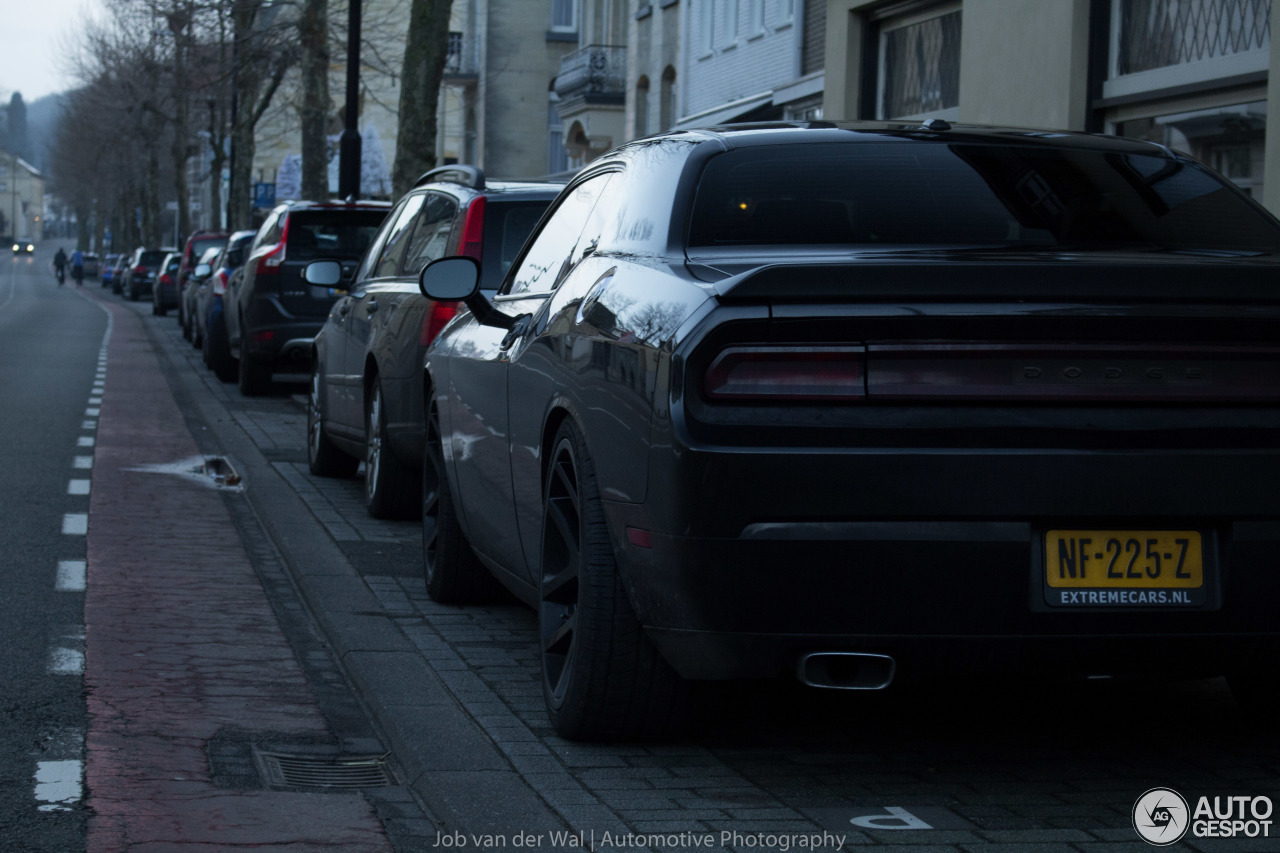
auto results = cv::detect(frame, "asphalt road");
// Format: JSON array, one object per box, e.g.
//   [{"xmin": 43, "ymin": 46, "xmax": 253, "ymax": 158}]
[{"xmin": 0, "ymin": 246, "xmax": 102, "ymax": 851}]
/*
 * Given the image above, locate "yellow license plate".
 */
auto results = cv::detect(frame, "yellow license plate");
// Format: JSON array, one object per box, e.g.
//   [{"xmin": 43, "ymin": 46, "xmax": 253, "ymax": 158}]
[{"xmin": 1046, "ymin": 529, "xmax": 1203, "ymax": 590}]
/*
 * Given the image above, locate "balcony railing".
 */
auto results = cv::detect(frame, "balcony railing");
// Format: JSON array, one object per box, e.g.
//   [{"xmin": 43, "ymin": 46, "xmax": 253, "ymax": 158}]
[
  {"xmin": 1118, "ymin": 0, "xmax": 1269, "ymax": 75},
  {"xmin": 443, "ymin": 30, "xmax": 476, "ymax": 77},
  {"xmin": 555, "ymin": 45, "xmax": 627, "ymax": 102}
]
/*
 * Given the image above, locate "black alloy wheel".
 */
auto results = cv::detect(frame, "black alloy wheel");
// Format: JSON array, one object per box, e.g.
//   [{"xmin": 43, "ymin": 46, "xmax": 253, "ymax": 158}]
[
  {"xmin": 307, "ymin": 369, "xmax": 358, "ymax": 478},
  {"xmin": 363, "ymin": 379, "xmax": 419, "ymax": 519},
  {"xmin": 538, "ymin": 420, "xmax": 688, "ymax": 741}
]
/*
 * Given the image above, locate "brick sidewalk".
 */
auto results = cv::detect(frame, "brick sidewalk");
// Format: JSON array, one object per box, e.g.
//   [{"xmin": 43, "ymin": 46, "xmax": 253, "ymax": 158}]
[{"xmin": 83, "ymin": 291, "xmax": 392, "ymax": 850}]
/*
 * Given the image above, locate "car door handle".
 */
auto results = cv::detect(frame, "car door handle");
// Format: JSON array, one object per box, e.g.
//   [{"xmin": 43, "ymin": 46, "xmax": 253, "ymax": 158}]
[
  {"xmin": 338, "ymin": 301, "xmax": 351, "ymax": 316},
  {"xmin": 367, "ymin": 299, "xmax": 379, "ymax": 314}
]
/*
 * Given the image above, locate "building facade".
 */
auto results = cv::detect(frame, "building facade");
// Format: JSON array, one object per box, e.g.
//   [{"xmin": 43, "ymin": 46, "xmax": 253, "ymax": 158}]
[
  {"xmin": 0, "ymin": 150, "xmax": 44, "ymax": 241},
  {"xmin": 823, "ymin": 0, "xmax": 1278, "ymax": 209}
]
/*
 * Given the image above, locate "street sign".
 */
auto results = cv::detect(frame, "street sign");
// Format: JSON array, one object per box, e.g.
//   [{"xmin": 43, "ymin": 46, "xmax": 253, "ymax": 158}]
[{"xmin": 254, "ymin": 183, "xmax": 276, "ymax": 209}]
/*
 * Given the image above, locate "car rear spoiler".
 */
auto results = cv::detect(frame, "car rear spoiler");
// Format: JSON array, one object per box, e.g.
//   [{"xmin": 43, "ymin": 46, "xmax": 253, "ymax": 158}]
[{"xmin": 709, "ymin": 258, "xmax": 1280, "ymax": 304}]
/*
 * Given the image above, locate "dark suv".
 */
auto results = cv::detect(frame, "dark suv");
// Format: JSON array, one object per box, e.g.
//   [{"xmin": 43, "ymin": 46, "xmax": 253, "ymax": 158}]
[
  {"xmin": 305, "ymin": 166, "xmax": 560, "ymax": 518},
  {"xmin": 122, "ymin": 247, "xmax": 177, "ymax": 301},
  {"xmin": 226, "ymin": 200, "xmax": 391, "ymax": 395}
]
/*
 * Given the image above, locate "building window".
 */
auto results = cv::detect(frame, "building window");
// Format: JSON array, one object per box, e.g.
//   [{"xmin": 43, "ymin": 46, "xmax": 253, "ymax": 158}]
[
  {"xmin": 877, "ymin": 3, "xmax": 962, "ymax": 120},
  {"xmin": 548, "ymin": 89, "xmax": 569, "ymax": 174},
  {"xmin": 748, "ymin": 0, "xmax": 765, "ymax": 37},
  {"xmin": 1116, "ymin": 0, "xmax": 1269, "ymax": 76},
  {"xmin": 660, "ymin": 66, "xmax": 677, "ymax": 130},
  {"xmin": 636, "ymin": 76, "xmax": 651, "ymax": 137},
  {"xmin": 727, "ymin": 0, "xmax": 740, "ymax": 42},
  {"xmin": 445, "ymin": 31, "xmax": 464, "ymax": 74},
  {"xmin": 700, "ymin": 0, "xmax": 715, "ymax": 54},
  {"xmin": 552, "ymin": 0, "xmax": 578, "ymax": 32}
]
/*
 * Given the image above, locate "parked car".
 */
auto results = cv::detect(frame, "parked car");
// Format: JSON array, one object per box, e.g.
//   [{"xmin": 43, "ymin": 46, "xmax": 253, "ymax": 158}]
[
  {"xmin": 122, "ymin": 247, "xmax": 175, "ymax": 301},
  {"xmin": 225, "ymin": 199, "xmax": 391, "ymax": 396},
  {"xmin": 109, "ymin": 254, "xmax": 132, "ymax": 294},
  {"xmin": 83, "ymin": 253, "xmax": 101, "ymax": 279},
  {"xmin": 151, "ymin": 252, "xmax": 183, "ymax": 315},
  {"xmin": 200, "ymin": 231, "xmax": 257, "ymax": 382},
  {"xmin": 177, "ymin": 231, "xmax": 229, "ymax": 331},
  {"xmin": 305, "ymin": 166, "xmax": 560, "ymax": 519},
  {"xmin": 100, "ymin": 253, "xmax": 120, "ymax": 288},
  {"xmin": 417, "ymin": 121, "xmax": 1280, "ymax": 740},
  {"xmin": 182, "ymin": 246, "xmax": 223, "ymax": 346}
]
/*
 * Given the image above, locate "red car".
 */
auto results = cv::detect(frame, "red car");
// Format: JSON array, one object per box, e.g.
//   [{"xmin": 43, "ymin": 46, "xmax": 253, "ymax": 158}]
[{"xmin": 176, "ymin": 230, "xmax": 229, "ymax": 329}]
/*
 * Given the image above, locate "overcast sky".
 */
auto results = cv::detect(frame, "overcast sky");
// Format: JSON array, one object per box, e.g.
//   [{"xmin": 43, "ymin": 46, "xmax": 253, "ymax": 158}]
[{"xmin": 0, "ymin": 0, "xmax": 105, "ymax": 103}]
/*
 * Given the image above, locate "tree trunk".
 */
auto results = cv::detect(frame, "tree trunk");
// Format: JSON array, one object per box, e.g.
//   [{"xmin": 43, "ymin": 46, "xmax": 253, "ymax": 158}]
[
  {"xmin": 299, "ymin": 0, "xmax": 331, "ymax": 200},
  {"xmin": 391, "ymin": 0, "xmax": 454, "ymax": 199}
]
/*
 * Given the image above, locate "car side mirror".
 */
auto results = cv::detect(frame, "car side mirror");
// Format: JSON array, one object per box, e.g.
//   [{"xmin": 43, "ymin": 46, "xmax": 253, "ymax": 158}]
[
  {"xmin": 303, "ymin": 259, "xmax": 344, "ymax": 287},
  {"xmin": 419, "ymin": 256, "xmax": 516, "ymax": 330}
]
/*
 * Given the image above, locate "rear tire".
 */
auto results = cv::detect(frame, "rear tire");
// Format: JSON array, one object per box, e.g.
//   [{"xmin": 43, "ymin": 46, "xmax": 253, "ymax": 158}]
[
  {"xmin": 538, "ymin": 420, "xmax": 689, "ymax": 740},
  {"xmin": 422, "ymin": 399, "xmax": 499, "ymax": 603},
  {"xmin": 364, "ymin": 380, "xmax": 420, "ymax": 519},
  {"xmin": 209, "ymin": 320, "xmax": 237, "ymax": 383},
  {"xmin": 238, "ymin": 346, "xmax": 270, "ymax": 396},
  {"xmin": 307, "ymin": 369, "xmax": 359, "ymax": 478}
]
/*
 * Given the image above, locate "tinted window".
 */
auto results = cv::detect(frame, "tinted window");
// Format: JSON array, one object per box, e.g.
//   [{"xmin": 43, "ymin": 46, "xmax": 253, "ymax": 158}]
[
  {"xmin": 189, "ymin": 237, "xmax": 226, "ymax": 263},
  {"xmin": 481, "ymin": 201, "xmax": 553, "ymax": 289},
  {"xmin": 365, "ymin": 195, "xmax": 424, "ymax": 279},
  {"xmin": 139, "ymin": 251, "xmax": 167, "ymax": 266},
  {"xmin": 225, "ymin": 234, "xmax": 254, "ymax": 268},
  {"xmin": 400, "ymin": 193, "xmax": 459, "ymax": 276},
  {"xmin": 505, "ymin": 176, "xmax": 613, "ymax": 295},
  {"xmin": 687, "ymin": 142, "xmax": 1280, "ymax": 253},
  {"xmin": 287, "ymin": 210, "xmax": 387, "ymax": 261}
]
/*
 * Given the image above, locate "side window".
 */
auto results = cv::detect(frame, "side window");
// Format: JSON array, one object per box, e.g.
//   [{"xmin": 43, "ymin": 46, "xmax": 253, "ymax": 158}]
[
  {"xmin": 253, "ymin": 210, "xmax": 282, "ymax": 253},
  {"xmin": 364, "ymin": 194, "xmax": 424, "ymax": 280},
  {"xmin": 505, "ymin": 175, "xmax": 613, "ymax": 296},
  {"xmin": 400, "ymin": 193, "xmax": 460, "ymax": 277}
]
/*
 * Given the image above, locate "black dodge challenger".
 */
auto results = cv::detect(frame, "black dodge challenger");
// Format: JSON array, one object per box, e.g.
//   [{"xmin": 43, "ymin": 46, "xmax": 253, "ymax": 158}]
[{"xmin": 418, "ymin": 121, "xmax": 1280, "ymax": 740}]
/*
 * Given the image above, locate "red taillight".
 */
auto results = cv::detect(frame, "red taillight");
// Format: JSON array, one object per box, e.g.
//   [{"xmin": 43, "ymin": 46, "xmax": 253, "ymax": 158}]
[
  {"xmin": 421, "ymin": 301, "xmax": 460, "ymax": 346},
  {"xmin": 458, "ymin": 196, "xmax": 486, "ymax": 260},
  {"xmin": 160, "ymin": 274, "xmax": 172, "ymax": 286},
  {"xmin": 134, "ymin": 265, "xmax": 147, "ymax": 274},
  {"xmin": 256, "ymin": 242, "xmax": 285, "ymax": 275},
  {"xmin": 253, "ymin": 330, "xmax": 276, "ymax": 343},
  {"xmin": 212, "ymin": 270, "xmax": 229, "ymax": 296},
  {"xmin": 704, "ymin": 346, "xmax": 867, "ymax": 401}
]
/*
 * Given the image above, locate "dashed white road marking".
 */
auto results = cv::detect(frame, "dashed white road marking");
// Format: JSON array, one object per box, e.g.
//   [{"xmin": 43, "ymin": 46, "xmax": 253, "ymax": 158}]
[
  {"xmin": 67, "ymin": 480, "xmax": 90, "ymax": 496},
  {"xmin": 81, "ymin": 420, "xmax": 96, "ymax": 430},
  {"xmin": 62, "ymin": 514, "xmax": 88, "ymax": 535},
  {"xmin": 88, "ymin": 397, "xmax": 102, "ymax": 405},
  {"xmin": 76, "ymin": 436, "xmax": 94, "ymax": 447},
  {"xmin": 34, "ymin": 760, "xmax": 83, "ymax": 812},
  {"xmin": 85, "ymin": 408, "xmax": 100, "ymax": 417},
  {"xmin": 47, "ymin": 647, "xmax": 84, "ymax": 676},
  {"xmin": 56, "ymin": 560, "xmax": 87, "ymax": 592},
  {"xmin": 73, "ymin": 456, "xmax": 93, "ymax": 469}
]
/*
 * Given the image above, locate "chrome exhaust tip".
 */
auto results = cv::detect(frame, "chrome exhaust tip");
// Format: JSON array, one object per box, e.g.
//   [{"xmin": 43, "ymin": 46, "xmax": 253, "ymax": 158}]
[{"xmin": 796, "ymin": 652, "xmax": 896, "ymax": 690}]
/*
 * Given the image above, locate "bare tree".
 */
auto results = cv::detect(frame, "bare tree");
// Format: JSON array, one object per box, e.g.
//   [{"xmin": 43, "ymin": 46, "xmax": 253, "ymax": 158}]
[
  {"xmin": 391, "ymin": 0, "xmax": 453, "ymax": 198},
  {"xmin": 299, "ymin": 0, "xmax": 330, "ymax": 199}
]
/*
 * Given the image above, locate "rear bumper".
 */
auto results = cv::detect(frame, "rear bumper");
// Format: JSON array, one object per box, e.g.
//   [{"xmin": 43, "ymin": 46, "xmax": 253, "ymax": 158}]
[
  {"xmin": 604, "ymin": 444, "xmax": 1280, "ymax": 680},
  {"xmin": 243, "ymin": 297, "xmax": 325, "ymax": 370}
]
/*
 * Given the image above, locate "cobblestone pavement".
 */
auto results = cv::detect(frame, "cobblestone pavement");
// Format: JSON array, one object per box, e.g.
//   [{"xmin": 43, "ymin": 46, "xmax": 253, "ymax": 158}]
[{"xmin": 149, "ymin": 303, "xmax": 1280, "ymax": 853}]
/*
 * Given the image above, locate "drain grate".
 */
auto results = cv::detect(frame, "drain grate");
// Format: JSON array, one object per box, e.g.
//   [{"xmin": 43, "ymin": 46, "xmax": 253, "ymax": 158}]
[{"xmin": 255, "ymin": 751, "xmax": 397, "ymax": 789}]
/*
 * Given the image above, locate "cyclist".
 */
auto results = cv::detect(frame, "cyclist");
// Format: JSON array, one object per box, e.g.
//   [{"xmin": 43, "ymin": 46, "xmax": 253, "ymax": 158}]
[
  {"xmin": 53, "ymin": 247, "xmax": 67, "ymax": 285},
  {"xmin": 70, "ymin": 248, "xmax": 85, "ymax": 286}
]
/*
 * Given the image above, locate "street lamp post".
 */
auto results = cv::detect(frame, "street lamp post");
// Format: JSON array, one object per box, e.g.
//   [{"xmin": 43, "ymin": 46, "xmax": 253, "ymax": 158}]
[{"xmin": 337, "ymin": 0, "xmax": 362, "ymax": 199}]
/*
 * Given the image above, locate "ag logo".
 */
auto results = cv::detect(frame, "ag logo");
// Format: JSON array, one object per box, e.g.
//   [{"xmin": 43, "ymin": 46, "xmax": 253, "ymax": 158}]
[{"xmin": 1133, "ymin": 787, "xmax": 1190, "ymax": 846}]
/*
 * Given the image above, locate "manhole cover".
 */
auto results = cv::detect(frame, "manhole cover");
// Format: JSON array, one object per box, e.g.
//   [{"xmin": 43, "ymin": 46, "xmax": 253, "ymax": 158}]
[{"xmin": 254, "ymin": 750, "xmax": 396, "ymax": 789}]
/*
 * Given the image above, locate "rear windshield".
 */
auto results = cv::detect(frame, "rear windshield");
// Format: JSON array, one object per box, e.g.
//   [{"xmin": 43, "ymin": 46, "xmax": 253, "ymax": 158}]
[
  {"xmin": 287, "ymin": 211, "xmax": 387, "ymax": 261},
  {"xmin": 189, "ymin": 238, "xmax": 226, "ymax": 262},
  {"xmin": 687, "ymin": 142, "xmax": 1280, "ymax": 254},
  {"xmin": 139, "ymin": 251, "xmax": 167, "ymax": 266},
  {"xmin": 481, "ymin": 201, "xmax": 551, "ymax": 289}
]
